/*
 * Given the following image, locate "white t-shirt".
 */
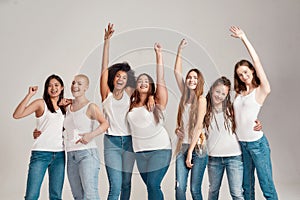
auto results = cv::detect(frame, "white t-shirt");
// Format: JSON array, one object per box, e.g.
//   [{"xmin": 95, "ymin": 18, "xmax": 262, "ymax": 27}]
[
  {"xmin": 127, "ymin": 106, "xmax": 171, "ymax": 152},
  {"xmin": 63, "ymin": 102, "xmax": 98, "ymax": 152},
  {"xmin": 206, "ymin": 111, "xmax": 241, "ymax": 157},
  {"xmin": 182, "ymin": 104, "xmax": 191, "ymax": 144},
  {"xmin": 33, "ymin": 101, "xmax": 64, "ymax": 152},
  {"xmin": 233, "ymin": 89, "xmax": 263, "ymax": 142},
  {"xmin": 102, "ymin": 92, "xmax": 130, "ymax": 136}
]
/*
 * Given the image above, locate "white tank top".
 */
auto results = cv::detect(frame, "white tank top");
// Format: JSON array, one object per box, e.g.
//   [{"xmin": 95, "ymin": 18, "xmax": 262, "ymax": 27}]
[
  {"xmin": 102, "ymin": 92, "xmax": 130, "ymax": 136},
  {"xmin": 233, "ymin": 89, "xmax": 263, "ymax": 142},
  {"xmin": 33, "ymin": 101, "xmax": 64, "ymax": 152},
  {"xmin": 63, "ymin": 102, "xmax": 98, "ymax": 152},
  {"xmin": 206, "ymin": 111, "xmax": 241, "ymax": 157},
  {"xmin": 127, "ymin": 106, "xmax": 171, "ymax": 152},
  {"xmin": 182, "ymin": 104, "xmax": 191, "ymax": 144}
]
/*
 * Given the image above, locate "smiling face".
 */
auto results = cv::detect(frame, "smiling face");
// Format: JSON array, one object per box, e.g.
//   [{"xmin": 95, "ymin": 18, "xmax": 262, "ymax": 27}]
[
  {"xmin": 236, "ymin": 65, "xmax": 254, "ymax": 85},
  {"xmin": 186, "ymin": 71, "xmax": 198, "ymax": 90},
  {"xmin": 71, "ymin": 75, "xmax": 89, "ymax": 98},
  {"xmin": 113, "ymin": 70, "xmax": 128, "ymax": 90},
  {"xmin": 136, "ymin": 74, "xmax": 150, "ymax": 94},
  {"xmin": 47, "ymin": 78, "xmax": 64, "ymax": 98},
  {"xmin": 212, "ymin": 83, "xmax": 229, "ymax": 107}
]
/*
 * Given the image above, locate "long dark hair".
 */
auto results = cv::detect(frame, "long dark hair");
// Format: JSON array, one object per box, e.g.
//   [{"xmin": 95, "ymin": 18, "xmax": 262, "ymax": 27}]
[
  {"xmin": 43, "ymin": 74, "xmax": 66, "ymax": 115},
  {"xmin": 234, "ymin": 59, "xmax": 260, "ymax": 94},
  {"xmin": 108, "ymin": 62, "xmax": 136, "ymax": 92},
  {"xmin": 175, "ymin": 68, "xmax": 204, "ymax": 154},
  {"xmin": 128, "ymin": 73, "xmax": 163, "ymax": 124},
  {"xmin": 204, "ymin": 76, "xmax": 235, "ymax": 134}
]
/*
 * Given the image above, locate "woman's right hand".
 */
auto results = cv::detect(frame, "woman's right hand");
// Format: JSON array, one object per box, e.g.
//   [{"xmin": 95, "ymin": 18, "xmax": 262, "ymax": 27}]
[
  {"xmin": 175, "ymin": 127, "xmax": 184, "ymax": 140},
  {"xmin": 104, "ymin": 23, "xmax": 114, "ymax": 40},
  {"xmin": 28, "ymin": 86, "xmax": 38, "ymax": 96}
]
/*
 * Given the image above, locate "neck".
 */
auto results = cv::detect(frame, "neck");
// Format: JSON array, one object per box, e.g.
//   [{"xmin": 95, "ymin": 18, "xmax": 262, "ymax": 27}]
[
  {"xmin": 139, "ymin": 93, "xmax": 148, "ymax": 105},
  {"xmin": 113, "ymin": 89, "xmax": 124, "ymax": 99},
  {"xmin": 73, "ymin": 95, "xmax": 88, "ymax": 105}
]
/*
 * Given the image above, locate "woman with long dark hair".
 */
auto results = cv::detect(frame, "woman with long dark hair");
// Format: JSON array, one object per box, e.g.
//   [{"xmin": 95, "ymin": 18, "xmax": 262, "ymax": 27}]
[{"xmin": 13, "ymin": 74, "xmax": 66, "ymax": 200}]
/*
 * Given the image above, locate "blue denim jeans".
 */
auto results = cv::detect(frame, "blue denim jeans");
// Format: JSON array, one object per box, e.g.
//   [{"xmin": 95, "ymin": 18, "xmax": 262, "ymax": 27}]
[
  {"xmin": 175, "ymin": 144, "xmax": 208, "ymax": 200},
  {"xmin": 67, "ymin": 148, "xmax": 100, "ymax": 200},
  {"xmin": 104, "ymin": 135, "xmax": 135, "ymax": 200},
  {"xmin": 135, "ymin": 149, "xmax": 172, "ymax": 200},
  {"xmin": 208, "ymin": 155, "xmax": 244, "ymax": 200},
  {"xmin": 239, "ymin": 135, "xmax": 278, "ymax": 200},
  {"xmin": 25, "ymin": 151, "xmax": 65, "ymax": 200}
]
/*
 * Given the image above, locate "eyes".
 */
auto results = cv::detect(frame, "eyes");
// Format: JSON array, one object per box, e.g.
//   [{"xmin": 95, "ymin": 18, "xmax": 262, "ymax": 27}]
[
  {"xmin": 72, "ymin": 81, "xmax": 82, "ymax": 86},
  {"xmin": 115, "ymin": 73, "xmax": 127, "ymax": 80},
  {"xmin": 137, "ymin": 79, "xmax": 149, "ymax": 84}
]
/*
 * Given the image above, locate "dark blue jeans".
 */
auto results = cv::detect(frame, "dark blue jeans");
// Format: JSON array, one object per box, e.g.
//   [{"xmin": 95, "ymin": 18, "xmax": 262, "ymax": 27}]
[
  {"xmin": 175, "ymin": 144, "xmax": 208, "ymax": 200},
  {"xmin": 239, "ymin": 135, "xmax": 278, "ymax": 200},
  {"xmin": 25, "ymin": 151, "xmax": 65, "ymax": 200},
  {"xmin": 104, "ymin": 135, "xmax": 135, "ymax": 200},
  {"xmin": 135, "ymin": 149, "xmax": 172, "ymax": 200}
]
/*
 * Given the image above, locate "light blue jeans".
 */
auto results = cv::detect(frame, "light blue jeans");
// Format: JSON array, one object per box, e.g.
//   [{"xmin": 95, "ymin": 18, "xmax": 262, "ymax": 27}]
[
  {"xmin": 135, "ymin": 149, "xmax": 172, "ymax": 200},
  {"xmin": 67, "ymin": 148, "xmax": 100, "ymax": 200},
  {"xmin": 239, "ymin": 135, "xmax": 278, "ymax": 200},
  {"xmin": 104, "ymin": 135, "xmax": 135, "ymax": 200},
  {"xmin": 175, "ymin": 144, "xmax": 208, "ymax": 200},
  {"xmin": 25, "ymin": 151, "xmax": 65, "ymax": 200},
  {"xmin": 208, "ymin": 155, "xmax": 244, "ymax": 200}
]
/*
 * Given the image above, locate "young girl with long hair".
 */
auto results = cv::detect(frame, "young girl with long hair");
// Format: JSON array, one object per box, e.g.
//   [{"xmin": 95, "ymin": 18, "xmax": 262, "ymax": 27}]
[
  {"xmin": 205, "ymin": 76, "xmax": 244, "ymax": 200},
  {"xmin": 127, "ymin": 43, "xmax": 172, "ymax": 200},
  {"xmin": 174, "ymin": 39, "xmax": 208, "ymax": 200},
  {"xmin": 230, "ymin": 26, "xmax": 278, "ymax": 200},
  {"xmin": 13, "ymin": 74, "xmax": 66, "ymax": 200}
]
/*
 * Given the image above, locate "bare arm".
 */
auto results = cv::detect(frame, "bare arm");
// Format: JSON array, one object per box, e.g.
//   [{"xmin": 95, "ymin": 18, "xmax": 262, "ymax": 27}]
[
  {"xmin": 77, "ymin": 103, "xmax": 109, "ymax": 144},
  {"xmin": 100, "ymin": 23, "xmax": 115, "ymax": 101},
  {"xmin": 174, "ymin": 39, "xmax": 188, "ymax": 94},
  {"xmin": 185, "ymin": 96, "xmax": 207, "ymax": 168},
  {"xmin": 154, "ymin": 43, "xmax": 168, "ymax": 110},
  {"xmin": 13, "ymin": 86, "xmax": 44, "ymax": 119},
  {"xmin": 230, "ymin": 26, "xmax": 270, "ymax": 103}
]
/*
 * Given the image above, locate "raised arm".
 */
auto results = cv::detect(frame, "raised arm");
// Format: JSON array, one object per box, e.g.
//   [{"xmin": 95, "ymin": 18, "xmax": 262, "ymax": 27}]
[
  {"xmin": 154, "ymin": 43, "xmax": 168, "ymax": 109},
  {"xmin": 230, "ymin": 26, "xmax": 271, "ymax": 102},
  {"xmin": 185, "ymin": 96, "xmax": 207, "ymax": 168},
  {"xmin": 13, "ymin": 86, "xmax": 44, "ymax": 119},
  {"xmin": 76, "ymin": 103, "xmax": 109, "ymax": 144},
  {"xmin": 174, "ymin": 39, "xmax": 188, "ymax": 94},
  {"xmin": 100, "ymin": 23, "xmax": 115, "ymax": 101}
]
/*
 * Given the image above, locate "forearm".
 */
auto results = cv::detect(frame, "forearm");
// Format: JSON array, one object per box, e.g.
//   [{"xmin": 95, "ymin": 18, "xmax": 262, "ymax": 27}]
[
  {"xmin": 156, "ymin": 52, "xmax": 165, "ymax": 86},
  {"xmin": 241, "ymin": 35, "xmax": 261, "ymax": 64}
]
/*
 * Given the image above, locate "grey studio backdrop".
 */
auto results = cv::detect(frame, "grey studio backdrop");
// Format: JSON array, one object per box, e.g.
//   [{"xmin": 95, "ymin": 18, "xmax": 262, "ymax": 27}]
[{"xmin": 1, "ymin": 0, "xmax": 299, "ymax": 199}]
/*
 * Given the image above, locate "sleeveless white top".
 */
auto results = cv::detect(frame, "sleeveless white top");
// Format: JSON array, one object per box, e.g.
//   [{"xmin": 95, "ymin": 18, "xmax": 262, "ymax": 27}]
[
  {"xmin": 63, "ymin": 102, "xmax": 98, "ymax": 152},
  {"xmin": 206, "ymin": 111, "xmax": 241, "ymax": 157},
  {"xmin": 102, "ymin": 92, "xmax": 130, "ymax": 136},
  {"xmin": 233, "ymin": 89, "xmax": 263, "ymax": 142},
  {"xmin": 182, "ymin": 104, "xmax": 191, "ymax": 144},
  {"xmin": 33, "ymin": 101, "xmax": 64, "ymax": 151},
  {"xmin": 127, "ymin": 106, "xmax": 171, "ymax": 152}
]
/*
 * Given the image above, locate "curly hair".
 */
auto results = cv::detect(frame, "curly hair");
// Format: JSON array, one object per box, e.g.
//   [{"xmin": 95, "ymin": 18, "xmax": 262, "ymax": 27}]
[{"xmin": 107, "ymin": 62, "xmax": 136, "ymax": 92}]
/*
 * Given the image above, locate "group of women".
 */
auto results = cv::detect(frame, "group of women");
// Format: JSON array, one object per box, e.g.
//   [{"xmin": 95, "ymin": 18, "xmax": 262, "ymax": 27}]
[{"xmin": 13, "ymin": 23, "xmax": 278, "ymax": 200}]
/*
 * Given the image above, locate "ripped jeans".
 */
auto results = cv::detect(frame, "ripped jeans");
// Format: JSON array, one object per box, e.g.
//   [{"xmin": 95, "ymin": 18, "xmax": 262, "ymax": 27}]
[{"xmin": 175, "ymin": 144, "xmax": 208, "ymax": 200}]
